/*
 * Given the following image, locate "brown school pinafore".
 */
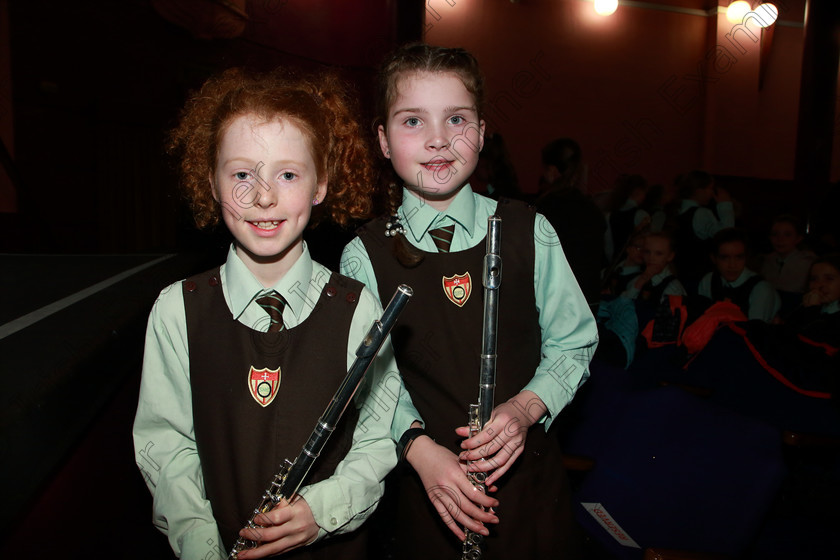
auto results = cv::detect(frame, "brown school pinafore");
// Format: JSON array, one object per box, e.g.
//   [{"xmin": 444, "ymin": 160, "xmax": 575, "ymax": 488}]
[
  {"xmin": 358, "ymin": 198, "xmax": 580, "ymax": 559},
  {"xmin": 185, "ymin": 268, "xmax": 368, "ymax": 559}
]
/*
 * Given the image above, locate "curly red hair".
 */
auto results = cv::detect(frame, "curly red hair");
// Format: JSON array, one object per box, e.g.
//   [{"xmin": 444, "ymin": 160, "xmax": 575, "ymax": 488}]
[{"xmin": 168, "ymin": 67, "xmax": 375, "ymax": 229}]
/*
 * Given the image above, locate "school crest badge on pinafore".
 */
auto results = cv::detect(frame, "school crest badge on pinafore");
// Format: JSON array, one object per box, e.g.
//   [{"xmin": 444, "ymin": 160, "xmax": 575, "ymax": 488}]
[
  {"xmin": 442, "ymin": 272, "xmax": 472, "ymax": 307},
  {"xmin": 248, "ymin": 366, "xmax": 280, "ymax": 407}
]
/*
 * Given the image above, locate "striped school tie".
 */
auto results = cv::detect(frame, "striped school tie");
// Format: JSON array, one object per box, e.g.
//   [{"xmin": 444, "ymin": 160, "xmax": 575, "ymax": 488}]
[
  {"xmin": 256, "ymin": 291, "xmax": 288, "ymax": 332},
  {"xmin": 429, "ymin": 224, "xmax": 456, "ymax": 253}
]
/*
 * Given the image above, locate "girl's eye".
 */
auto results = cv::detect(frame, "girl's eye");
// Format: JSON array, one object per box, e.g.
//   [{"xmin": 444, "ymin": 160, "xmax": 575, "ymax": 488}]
[
  {"xmin": 449, "ymin": 115, "xmax": 465, "ymax": 125},
  {"xmin": 405, "ymin": 117, "xmax": 421, "ymax": 127},
  {"xmin": 234, "ymin": 171, "xmax": 252, "ymax": 181},
  {"xmin": 281, "ymin": 172, "xmax": 297, "ymax": 181}
]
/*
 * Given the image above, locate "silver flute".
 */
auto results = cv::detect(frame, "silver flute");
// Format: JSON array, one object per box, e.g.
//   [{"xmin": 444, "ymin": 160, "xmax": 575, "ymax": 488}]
[
  {"xmin": 462, "ymin": 215, "xmax": 502, "ymax": 560},
  {"xmin": 229, "ymin": 284, "xmax": 413, "ymax": 559}
]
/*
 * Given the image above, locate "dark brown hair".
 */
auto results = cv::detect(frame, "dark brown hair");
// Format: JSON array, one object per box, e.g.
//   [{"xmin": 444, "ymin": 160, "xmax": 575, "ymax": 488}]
[
  {"xmin": 811, "ymin": 253, "xmax": 840, "ymax": 276},
  {"xmin": 375, "ymin": 42, "xmax": 486, "ymax": 131},
  {"xmin": 711, "ymin": 227, "xmax": 749, "ymax": 255},
  {"xmin": 677, "ymin": 170, "xmax": 714, "ymax": 200},
  {"xmin": 645, "ymin": 230, "xmax": 676, "ymax": 254},
  {"xmin": 770, "ymin": 214, "xmax": 806, "ymax": 237},
  {"xmin": 168, "ymin": 67, "xmax": 375, "ymax": 229}
]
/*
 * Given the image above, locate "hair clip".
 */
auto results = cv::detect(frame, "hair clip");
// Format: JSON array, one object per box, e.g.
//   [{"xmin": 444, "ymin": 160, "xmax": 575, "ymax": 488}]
[{"xmin": 385, "ymin": 214, "xmax": 405, "ymax": 237}]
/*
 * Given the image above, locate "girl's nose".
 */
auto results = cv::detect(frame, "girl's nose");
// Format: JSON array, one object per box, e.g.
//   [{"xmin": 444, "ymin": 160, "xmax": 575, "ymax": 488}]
[
  {"xmin": 427, "ymin": 124, "xmax": 450, "ymax": 151},
  {"xmin": 255, "ymin": 184, "xmax": 278, "ymax": 209}
]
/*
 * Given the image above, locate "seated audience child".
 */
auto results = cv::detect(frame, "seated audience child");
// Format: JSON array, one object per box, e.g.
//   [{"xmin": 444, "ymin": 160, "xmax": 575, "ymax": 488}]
[
  {"xmin": 642, "ymin": 182, "xmax": 676, "ymax": 233},
  {"xmin": 698, "ymin": 228, "xmax": 780, "ymax": 323},
  {"xmin": 787, "ymin": 253, "xmax": 840, "ymax": 346},
  {"xmin": 602, "ymin": 231, "xmax": 646, "ymax": 297},
  {"xmin": 621, "ymin": 232, "xmax": 687, "ymax": 346},
  {"xmin": 604, "ymin": 174, "xmax": 650, "ymax": 263},
  {"xmin": 759, "ymin": 214, "xmax": 816, "ymax": 318},
  {"xmin": 674, "ymin": 170, "xmax": 735, "ymax": 291},
  {"xmin": 622, "ymin": 231, "xmax": 686, "ymax": 305},
  {"xmin": 692, "ymin": 255, "xmax": 840, "ymax": 412}
]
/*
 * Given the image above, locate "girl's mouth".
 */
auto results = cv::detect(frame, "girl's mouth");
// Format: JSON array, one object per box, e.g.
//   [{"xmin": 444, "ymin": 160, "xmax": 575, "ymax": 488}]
[
  {"xmin": 248, "ymin": 220, "xmax": 280, "ymax": 231},
  {"xmin": 423, "ymin": 159, "xmax": 454, "ymax": 171}
]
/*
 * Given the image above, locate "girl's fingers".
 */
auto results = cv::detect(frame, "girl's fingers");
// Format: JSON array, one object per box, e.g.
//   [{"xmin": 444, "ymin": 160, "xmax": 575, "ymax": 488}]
[{"xmin": 485, "ymin": 444, "xmax": 524, "ymax": 486}]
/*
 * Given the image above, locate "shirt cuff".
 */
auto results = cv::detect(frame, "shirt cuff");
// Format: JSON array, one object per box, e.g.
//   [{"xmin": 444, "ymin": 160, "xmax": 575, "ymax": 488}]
[
  {"xmin": 522, "ymin": 376, "xmax": 572, "ymax": 431},
  {"xmin": 391, "ymin": 388, "xmax": 424, "ymax": 441},
  {"xmin": 298, "ymin": 479, "xmax": 353, "ymax": 539}
]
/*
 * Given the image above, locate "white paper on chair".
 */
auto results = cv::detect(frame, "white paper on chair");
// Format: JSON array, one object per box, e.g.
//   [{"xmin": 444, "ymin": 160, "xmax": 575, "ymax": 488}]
[{"xmin": 581, "ymin": 502, "xmax": 641, "ymax": 548}]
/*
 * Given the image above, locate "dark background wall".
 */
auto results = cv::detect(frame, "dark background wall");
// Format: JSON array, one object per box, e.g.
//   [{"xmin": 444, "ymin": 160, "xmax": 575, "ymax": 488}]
[
  {"xmin": 0, "ymin": 0, "xmax": 414, "ymax": 254},
  {"xmin": 426, "ymin": 0, "xmax": 839, "ymax": 233},
  {"xmin": 0, "ymin": 0, "xmax": 837, "ymax": 255}
]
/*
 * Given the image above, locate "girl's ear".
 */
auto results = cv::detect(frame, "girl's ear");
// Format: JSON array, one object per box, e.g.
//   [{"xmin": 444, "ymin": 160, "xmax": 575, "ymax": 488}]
[
  {"xmin": 315, "ymin": 177, "xmax": 328, "ymax": 205},
  {"xmin": 478, "ymin": 119, "xmax": 486, "ymax": 153},
  {"xmin": 209, "ymin": 173, "xmax": 220, "ymax": 202},
  {"xmin": 378, "ymin": 125, "xmax": 391, "ymax": 158}
]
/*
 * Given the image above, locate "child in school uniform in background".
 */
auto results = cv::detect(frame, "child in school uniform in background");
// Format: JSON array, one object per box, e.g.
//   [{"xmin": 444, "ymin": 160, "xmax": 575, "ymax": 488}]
[
  {"xmin": 622, "ymin": 231, "xmax": 686, "ymax": 305},
  {"xmin": 602, "ymin": 230, "xmax": 647, "ymax": 297},
  {"xmin": 133, "ymin": 68, "xmax": 399, "ymax": 560},
  {"xmin": 787, "ymin": 253, "xmax": 840, "ymax": 345},
  {"xmin": 759, "ymin": 214, "xmax": 816, "ymax": 319},
  {"xmin": 674, "ymin": 170, "xmax": 735, "ymax": 292},
  {"xmin": 603, "ymin": 173, "xmax": 650, "ymax": 264},
  {"xmin": 340, "ymin": 43, "xmax": 598, "ymax": 559},
  {"xmin": 698, "ymin": 228, "xmax": 780, "ymax": 323},
  {"xmin": 618, "ymin": 231, "xmax": 686, "ymax": 349}
]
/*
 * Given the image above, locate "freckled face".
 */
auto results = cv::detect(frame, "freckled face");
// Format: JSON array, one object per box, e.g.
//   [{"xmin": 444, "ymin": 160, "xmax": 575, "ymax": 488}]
[
  {"xmin": 809, "ymin": 263, "xmax": 840, "ymax": 305},
  {"xmin": 378, "ymin": 71, "xmax": 485, "ymax": 211},
  {"xmin": 211, "ymin": 115, "xmax": 326, "ymax": 275},
  {"xmin": 713, "ymin": 241, "xmax": 747, "ymax": 283}
]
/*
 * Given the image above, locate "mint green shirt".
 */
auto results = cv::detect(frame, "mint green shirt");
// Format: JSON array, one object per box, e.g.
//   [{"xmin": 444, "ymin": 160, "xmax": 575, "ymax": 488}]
[
  {"xmin": 340, "ymin": 186, "xmax": 598, "ymax": 440},
  {"xmin": 133, "ymin": 243, "xmax": 400, "ymax": 560}
]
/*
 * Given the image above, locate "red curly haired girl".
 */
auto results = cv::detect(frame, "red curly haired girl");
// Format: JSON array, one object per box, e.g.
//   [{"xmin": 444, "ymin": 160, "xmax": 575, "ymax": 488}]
[{"xmin": 133, "ymin": 68, "xmax": 400, "ymax": 560}]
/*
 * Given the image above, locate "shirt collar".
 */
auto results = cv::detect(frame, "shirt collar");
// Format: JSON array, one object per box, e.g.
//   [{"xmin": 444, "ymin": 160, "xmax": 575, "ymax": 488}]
[
  {"xmin": 223, "ymin": 242, "xmax": 313, "ymax": 322},
  {"xmin": 400, "ymin": 184, "xmax": 477, "ymax": 243},
  {"xmin": 651, "ymin": 268, "xmax": 674, "ymax": 284},
  {"xmin": 823, "ymin": 300, "xmax": 840, "ymax": 315},
  {"xmin": 720, "ymin": 269, "xmax": 754, "ymax": 287}
]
